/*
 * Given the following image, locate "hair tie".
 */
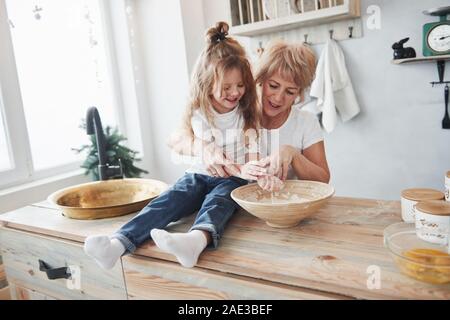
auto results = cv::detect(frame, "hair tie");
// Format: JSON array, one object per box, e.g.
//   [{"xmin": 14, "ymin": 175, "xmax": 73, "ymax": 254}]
[{"xmin": 211, "ymin": 30, "xmax": 228, "ymax": 43}]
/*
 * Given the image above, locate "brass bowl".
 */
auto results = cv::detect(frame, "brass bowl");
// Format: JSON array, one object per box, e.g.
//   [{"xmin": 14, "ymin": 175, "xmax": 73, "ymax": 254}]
[
  {"xmin": 47, "ymin": 178, "xmax": 169, "ymax": 220},
  {"xmin": 231, "ymin": 180, "xmax": 334, "ymax": 228}
]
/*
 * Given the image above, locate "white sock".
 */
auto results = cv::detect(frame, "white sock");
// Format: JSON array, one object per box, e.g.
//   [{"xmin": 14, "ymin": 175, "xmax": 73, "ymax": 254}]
[
  {"xmin": 84, "ymin": 235, "xmax": 125, "ymax": 270},
  {"xmin": 150, "ymin": 229, "xmax": 208, "ymax": 268}
]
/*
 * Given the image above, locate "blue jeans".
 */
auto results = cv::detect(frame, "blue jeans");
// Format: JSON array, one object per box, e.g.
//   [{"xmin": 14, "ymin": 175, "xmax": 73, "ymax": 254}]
[{"xmin": 111, "ymin": 173, "xmax": 247, "ymax": 253}]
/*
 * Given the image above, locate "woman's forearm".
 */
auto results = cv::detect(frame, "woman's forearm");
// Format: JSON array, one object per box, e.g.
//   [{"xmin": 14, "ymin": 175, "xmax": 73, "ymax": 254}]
[
  {"xmin": 291, "ymin": 151, "xmax": 330, "ymax": 183},
  {"xmin": 168, "ymin": 131, "xmax": 204, "ymax": 157}
]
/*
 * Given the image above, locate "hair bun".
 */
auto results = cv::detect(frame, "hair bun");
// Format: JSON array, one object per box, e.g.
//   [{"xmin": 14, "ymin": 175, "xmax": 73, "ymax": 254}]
[{"xmin": 207, "ymin": 21, "xmax": 230, "ymax": 44}]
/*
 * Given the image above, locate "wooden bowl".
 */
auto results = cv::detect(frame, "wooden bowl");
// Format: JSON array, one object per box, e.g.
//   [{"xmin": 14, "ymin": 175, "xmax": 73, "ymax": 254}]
[
  {"xmin": 47, "ymin": 178, "xmax": 168, "ymax": 220},
  {"xmin": 231, "ymin": 180, "xmax": 334, "ymax": 228}
]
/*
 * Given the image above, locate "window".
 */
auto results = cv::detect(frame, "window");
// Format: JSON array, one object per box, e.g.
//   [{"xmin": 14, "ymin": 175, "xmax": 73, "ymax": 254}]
[
  {"xmin": 0, "ymin": 99, "xmax": 12, "ymax": 172},
  {"xmin": 0, "ymin": 0, "xmax": 123, "ymax": 188}
]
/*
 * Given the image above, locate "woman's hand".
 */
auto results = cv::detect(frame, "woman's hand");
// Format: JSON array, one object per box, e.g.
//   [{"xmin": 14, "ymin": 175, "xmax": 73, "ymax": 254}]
[
  {"xmin": 262, "ymin": 145, "xmax": 298, "ymax": 181},
  {"xmin": 257, "ymin": 175, "xmax": 285, "ymax": 192},
  {"xmin": 239, "ymin": 160, "xmax": 268, "ymax": 180}
]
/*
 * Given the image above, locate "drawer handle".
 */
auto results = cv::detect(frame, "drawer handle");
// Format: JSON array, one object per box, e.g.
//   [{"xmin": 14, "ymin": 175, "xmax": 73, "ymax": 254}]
[{"xmin": 38, "ymin": 259, "xmax": 72, "ymax": 280}]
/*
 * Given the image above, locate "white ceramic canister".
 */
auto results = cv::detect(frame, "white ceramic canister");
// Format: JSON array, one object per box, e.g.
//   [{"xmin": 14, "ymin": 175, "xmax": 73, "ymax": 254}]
[
  {"xmin": 445, "ymin": 171, "xmax": 450, "ymax": 202},
  {"xmin": 401, "ymin": 188, "xmax": 444, "ymax": 223},
  {"xmin": 415, "ymin": 200, "xmax": 450, "ymax": 245}
]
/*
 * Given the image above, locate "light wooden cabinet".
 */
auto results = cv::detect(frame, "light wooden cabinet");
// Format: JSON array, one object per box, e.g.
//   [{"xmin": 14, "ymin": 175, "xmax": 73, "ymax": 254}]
[
  {"xmin": 0, "ymin": 198, "xmax": 449, "ymax": 300},
  {"xmin": 9, "ymin": 282, "xmax": 57, "ymax": 300},
  {"xmin": 0, "ymin": 256, "xmax": 7, "ymax": 290},
  {"xmin": 0, "ymin": 287, "xmax": 10, "ymax": 300},
  {"xmin": 123, "ymin": 255, "xmax": 342, "ymax": 300},
  {"xmin": 0, "ymin": 228, "xmax": 127, "ymax": 300}
]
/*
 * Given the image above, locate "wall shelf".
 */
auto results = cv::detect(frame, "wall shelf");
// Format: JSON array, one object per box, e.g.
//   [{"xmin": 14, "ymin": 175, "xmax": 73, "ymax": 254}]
[
  {"xmin": 229, "ymin": 0, "xmax": 360, "ymax": 37},
  {"xmin": 391, "ymin": 55, "xmax": 450, "ymax": 65},
  {"xmin": 392, "ymin": 55, "xmax": 450, "ymax": 86}
]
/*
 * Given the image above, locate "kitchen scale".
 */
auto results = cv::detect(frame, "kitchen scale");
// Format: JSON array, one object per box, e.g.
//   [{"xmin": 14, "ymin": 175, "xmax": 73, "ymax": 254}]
[
  {"xmin": 423, "ymin": 6, "xmax": 450, "ymax": 57},
  {"xmin": 423, "ymin": 6, "xmax": 450, "ymax": 129}
]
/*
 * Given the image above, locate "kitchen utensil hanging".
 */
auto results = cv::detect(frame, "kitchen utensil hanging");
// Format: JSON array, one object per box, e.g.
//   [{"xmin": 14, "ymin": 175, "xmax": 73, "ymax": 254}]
[{"xmin": 443, "ymin": 85, "xmax": 450, "ymax": 129}]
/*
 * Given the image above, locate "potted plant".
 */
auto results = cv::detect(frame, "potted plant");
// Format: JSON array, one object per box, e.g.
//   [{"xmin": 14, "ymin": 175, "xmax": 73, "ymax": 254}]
[{"xmin": 73, "ymin": 121, "xmax": 148, "ymax": 181}]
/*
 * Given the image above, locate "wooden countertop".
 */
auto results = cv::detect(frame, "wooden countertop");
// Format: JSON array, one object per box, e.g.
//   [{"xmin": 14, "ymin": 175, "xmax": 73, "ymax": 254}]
[{"xmin": 1, "ymin": 197, "xmax": 449, "ymax": 300}]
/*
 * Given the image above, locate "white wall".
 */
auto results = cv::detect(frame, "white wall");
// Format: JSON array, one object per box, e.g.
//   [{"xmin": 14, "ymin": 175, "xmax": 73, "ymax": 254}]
[
  {"xmin": 199, "ymin": 0, "xmax": 450, "ymax": 200},
  {"xmin": 133, "ymin": 0, "xmax": 192, "ymax": 184},
  {"xmin": 179, "ymin": 0, "xmax": 206, "ymax": 76},
  {"xmin": 202, "ymin": 0, "xmax": 230, "ymax": 28},
  {"xmin": 318, "ymin": 0, "xmax": 450, "ymax": 200},
  {"xmin": 136, "ymin": 0, "xmax": 450, "ymax": 200}
]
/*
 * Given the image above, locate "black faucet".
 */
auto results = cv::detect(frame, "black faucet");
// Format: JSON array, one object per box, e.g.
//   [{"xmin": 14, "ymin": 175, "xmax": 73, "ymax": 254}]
[{"xmin": 86, "ymin": 107, "xmax": 123, "ymax": 181}]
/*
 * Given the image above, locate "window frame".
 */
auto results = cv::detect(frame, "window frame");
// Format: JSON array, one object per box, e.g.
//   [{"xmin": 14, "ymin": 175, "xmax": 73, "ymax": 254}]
[{"xmin": 0, "ymin": 0, "xmax": 130, "ymax": 190}]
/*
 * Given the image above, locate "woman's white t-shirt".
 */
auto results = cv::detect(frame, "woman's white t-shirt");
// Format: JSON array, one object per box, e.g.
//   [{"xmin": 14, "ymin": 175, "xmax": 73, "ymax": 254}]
[{"xmin": 259, "ymin": 106, "xmax": 324, "ymax": 180}]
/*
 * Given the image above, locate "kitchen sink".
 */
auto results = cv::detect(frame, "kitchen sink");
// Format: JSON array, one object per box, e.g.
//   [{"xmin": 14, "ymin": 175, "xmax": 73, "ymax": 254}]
[{"xmin": 47, "ymin": 178, "xmax": 168, "ymax": 220}]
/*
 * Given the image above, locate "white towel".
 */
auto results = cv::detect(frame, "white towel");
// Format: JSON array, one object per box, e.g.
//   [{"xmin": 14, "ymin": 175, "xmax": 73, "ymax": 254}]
[{"xmin": 309, "ymin": 39, "xmax": 360, "ymax": 133}]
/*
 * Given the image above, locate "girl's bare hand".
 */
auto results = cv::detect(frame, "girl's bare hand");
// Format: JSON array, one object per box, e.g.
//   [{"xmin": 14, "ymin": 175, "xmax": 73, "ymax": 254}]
[{"xmin": 203, "ymin": 143, "xmax": 239, "ymax": 178}]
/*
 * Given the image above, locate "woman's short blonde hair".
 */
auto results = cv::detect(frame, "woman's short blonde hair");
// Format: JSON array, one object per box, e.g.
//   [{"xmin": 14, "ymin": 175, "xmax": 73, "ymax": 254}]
[{"xmin": 255, "ymin": 40, "xmax": 316, "ymax": 102}]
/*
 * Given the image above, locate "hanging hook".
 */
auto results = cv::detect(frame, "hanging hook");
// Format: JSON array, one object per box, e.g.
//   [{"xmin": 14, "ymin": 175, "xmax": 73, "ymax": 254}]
[
  {"xmin": 329, "ymin": 29, "xmax": 334, "ymax": 39},
  {"xmin": 348, "ymin": 26, "xmax": 354, "ymax": 38},
  {"xmin": 33, "ymin": 5, "xmax": 43, "ymax": 20},
  {"xmin": 257, "ymin": 41, "xmax": 264, "ymax": 56},
  {"xmin": 304, "ymin": 34, "xmax": 309, "ymax": 44}
]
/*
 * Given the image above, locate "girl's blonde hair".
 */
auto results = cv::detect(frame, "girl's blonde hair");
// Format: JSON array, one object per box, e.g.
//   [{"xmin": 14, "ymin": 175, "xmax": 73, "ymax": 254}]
[
  {"xmin": 255, "ymin": 40, "xmax": 316, "ymax": 102},
  {"xmin": 183, "ymin": 21, "xmax": 259, "ymax": 139}
]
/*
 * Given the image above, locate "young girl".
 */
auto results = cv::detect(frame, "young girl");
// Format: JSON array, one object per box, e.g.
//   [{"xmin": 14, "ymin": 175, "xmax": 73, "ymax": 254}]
[{"xmin": 84, "ymin": 22, "xmax": 264, "ymax": 269}]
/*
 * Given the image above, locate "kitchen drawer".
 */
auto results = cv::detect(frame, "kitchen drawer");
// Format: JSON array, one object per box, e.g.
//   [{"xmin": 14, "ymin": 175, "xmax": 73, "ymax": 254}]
[
  {"xmin": 0, "ymin": 286, "xmax": 10, "ymax": 300},
  {"xmin": 123, "ymin": 255, "xmax": 347, "ymax": 300},
  {"xmin": 9, "ymin": 282, "xmax": 56, "ymax": 300},
  {"xmin": 0, "ymin": 258, "xmax": 7, "ymax": 289},
  {"xmin": 0, "ymin": 228, "xmax": 127, "ymax": 300}
]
